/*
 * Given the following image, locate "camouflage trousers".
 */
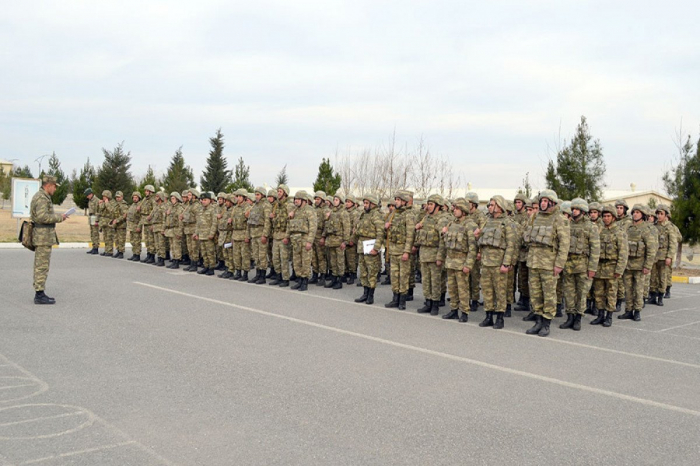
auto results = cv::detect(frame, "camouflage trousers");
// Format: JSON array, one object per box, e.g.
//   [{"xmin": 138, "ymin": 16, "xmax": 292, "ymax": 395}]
[
  {"xmin": 345, "ymin": 246, "xmax": 358, "ymax": 276},
  {"xmin": 312, "ymin": 237, "xmax": 327, "ymax": 274},
  {"xmin": 644, "ymin": 273, "xmax": 651, "ymax": 299},
  {"xmin": 272, "ymin": 239, "xmax": 291, "ymax": 279},
  {"xmin": 481, "ymin": 266, "xmax": 507, "ymax": 312},
  {"xmin": 232, "ymin": 240, "xmax": 248, "ymax": 270},
  {"xmin": 89, "ymin": 224, "xmax": 100, "ymax": 249},
  {"xmin": 359, "ymin": 253, "xmax": 381, "ymax": 288},
  {"xmin": 529, "ymin": 268, "xmax": 559, "ymax": 320},
  {"xmin": 617, "ymin": 275, "xmax": 626, "ymax": 300},
  {"xmin": 506, "ymin": 267, "xmax": 515, "ymax": 305},
  {"xmin": 291, "ymin": 235, "xmax": 312, "ymax": 278},
  {"xmin": 328, "ymin": 246, "xmax": 345, "ymax": 277},
  {"xmin": 185, "ymin": 231, "xmax": 199, "ymax": 262},
  {"xmin": 199, "ymin": 239, "xmax": 216, "ymax": 268},
  {"xmin": 441, "ymin": 267, "xmax": 447, "ymax": 294},
  {"xmin": 143, "ymin": 227, "xmax": 155, "ymax": 255},
  {"xmin": 409, "ymin": 253, "xmax": 418, "ymax": 289},
  {"xmin": 103, "ymin": 227, "xmax": 115, "ymax": 254},
  {"xmin": 170, "ymin": 234, "xmax": 183, "ymax": 260},
  {"xmin": 33, "ymin": 245, "xmax": 52, "ymax": 292},
  {"xmin": 389, "ymin": 253, "xmax": 411, "ymax": 294},
  {"xmin": 115, "ymin": 228, "xmax": 126, "ymax": 253},
  {"xmin": 650, "ymin": 260, "xmax": 670, "ymax": 293},
  {"xmin": 623, "ymin": 269, "xmax": 645, "ymax": 311},
  {"xmin": 421, "ymin": 262, "xmax": 442, "ymax": 301},
  {"xmin": 129, "ymin": 229, "xmax": 142, "ymax": 255},
  {"xmin": 250, "ymin": 237, "xmax": 268, "ymax": 270},
  {"xmin": 516, "ymin": 261, "xmax": 529, "ymax": 299},
  {"xmin": 447, "ymin": 269, "xmax": 471, "ymax": 313},
  {"xmin": 470, "ymin": 258, "xmax": 482, "ymax": 301},
  {"xmin": 593, "ymin": 277, "xmax": 619, "ymax": 312},
  {"xmin": 154, "ymin": 231, "xmax": 167, "ymax": 258},
  {"xmin": 563, "ymin": 272, "xmax": 592, "ymax": 315},
  {"xmin": 556, "ymin": 274, "xmax": 563, "ymax": 303}
]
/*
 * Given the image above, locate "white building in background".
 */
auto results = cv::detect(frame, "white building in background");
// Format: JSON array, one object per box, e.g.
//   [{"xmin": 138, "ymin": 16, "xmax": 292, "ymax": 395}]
[{"xmin": 0, "ymin": 159, "xmax": 14, "ymax": 175}]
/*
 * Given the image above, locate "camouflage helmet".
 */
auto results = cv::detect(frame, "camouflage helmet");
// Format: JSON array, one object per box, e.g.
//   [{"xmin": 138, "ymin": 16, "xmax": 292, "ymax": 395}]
[
  {"xmin": 314, "ymin": 190, "xmax": 326, "ymax": 200},
  {"xmin": 444, "ymin": 200, "xmax": 453, "ymax": 210},
  {"xmin": 614, "ymin": 199, "xmax": 629, "ymax": 209},
  {"xmin": 530, "ymin": 197, "xmax": 539, "ymax": 207},
  {"xmin": 601, "ymin": 204, "xmax": 616, "ymax": 216},
  {"xmin": 101, "ymin": 190, "xmax": 112, "ymax": 199},
  {"xmin": 200, "ymin": 191, "xmax": 212, "ymax": 200},
  {"xmin": 182, "ymin": 189, "xmax": 190, "ymax": 196},
  {"xmin": 393, "ymin": 191, "xmax": 410, "ymax": 202},
  {"xmin": 401, "ymin": 190, "xmax": 414, "ymax": 199},
  {"xmin": 306, "ymin": 192, "xmax": 315, "ymax": 203},
  {"xmin": 504, "ymin": 200, "xmax": 514, "ymax": 213},
  {"xmin": 170, "ymin": 192, "xmax": 183, "ymax": 203},
  {"xmin": 325, "ymin": 195, "xmax": 333, "ymax": 203},
  {"xmin": 588, "ymin": 201, "xmax": 602, "ymax": 213},
  {"xmin": 132, "ymin": 191, "xmax": 142, "ymax": 200},
  {"xmin": 539, "ymin": 189, "xmax": 558, "ymax": 204},
  {"xmin": 490, "ymin": 195, "xmax": 507, "ymax": 213},
  {"xmin": 571, "ymin": 197, "xmax": 589, "ymax": 213},
  {"xmin": 346, "ymin": 195, "xmax": 357, "ymax": 205},
  {"xmin": 233, "ymin": 188, "xmax": 247, "ymax": 197},
  {"xmin": 246, "ymin": 193, "xmax": 256, "ymax": 202},
  {"xmin": 143, "ymin": 184, "xmax": 155, "ymax": 193},
  {"xmin": 190, "ymin": 188, "xmax": 200, "ymax": 198},
  {"xmin": 453, "ymin": 198, "xmax": 470, "ymax": 213},
  {"xmin": 514, "ymin": 192, "xmax": 529, "ymax": 204},
  {"xmin": 561, "ymin": 201, "xmax": 572, "ymax": 215},
  {"xmin": 656, "ymin": 204, "xmax": 671, "ymax": 215},
  {"xmin": 334, "ymin": 193, "xmax": 346, "ymax": 203},
  {"xmin": 363, "ymin": 193, "xmax": 379, "ymax": 205},
  {"xmin": 267, "ymin": 189, "xmax": 278, "ymax": 198},
  {"xmin": 217, "ymin": 192, "xmax": 226, "ymax": 199},
  {"xmin": 277, "ymin": 184, "xmax": 290, "ymax": 196},
  {"xmin": 294, "ymin": 190, "xmax": 308, "ymax": 200},
  {"xmin": 254, "ymin": 186, "xmax": 267, "ymax": 196},
  {"xmin": 115, "ymin": 191, "xmax": 124, "ymax": 198},
  {"xmin": 465, "ymin": 192, "xmax": 479, "ymax": 206},
  {"xmin": 427, "ymin": 194, "xmax": 444, "ymax": 206},
  {"xmin": 630, "ymin": 203, "xmax": 646, "ymax": 216},
  {"xmin": 155, "ymin": 192, "xmax": 166, "ymax": 201}
]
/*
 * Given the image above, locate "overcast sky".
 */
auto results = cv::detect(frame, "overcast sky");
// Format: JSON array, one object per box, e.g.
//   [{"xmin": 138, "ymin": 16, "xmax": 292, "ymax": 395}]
[{"xmin": 1, "ymin": 1, "xmax": 698, "ymax": 193}]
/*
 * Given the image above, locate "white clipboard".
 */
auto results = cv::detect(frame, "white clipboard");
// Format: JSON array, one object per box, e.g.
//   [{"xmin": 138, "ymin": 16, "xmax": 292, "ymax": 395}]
[{"xmin": 362, "ymin": 239, "xmax": 376, "ymax": 255}]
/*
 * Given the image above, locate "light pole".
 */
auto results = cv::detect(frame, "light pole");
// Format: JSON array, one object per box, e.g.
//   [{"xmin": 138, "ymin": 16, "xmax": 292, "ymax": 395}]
[{"xmin": 35, "ymin": 154, "xmax": 51, "ymax": 176}]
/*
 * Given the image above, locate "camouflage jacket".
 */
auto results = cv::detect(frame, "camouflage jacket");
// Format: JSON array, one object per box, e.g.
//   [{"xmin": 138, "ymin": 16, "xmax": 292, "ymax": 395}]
[
  {"xmin": 30, "ymin": 188, "xmax": 63, "ymax": 246},
  {"xmin": 230, "ymin": 203, "xmax": 249, "ymax": 241},
  {"xmin": 182, "ymin": 201, "xmax": 201, "ymax": 234},
  {"xmin": 113, "ymin": 199, "xmax": 128, "ymax": 229},
  {"xmin": 217, "ymin": 205, "xmax": 232, "ymax": 245},
  {"xmin": 138, "ymin": 194, "xmax": 155, "ymax": 226},
  {"xmin": 477, "ymin": 214, "xmax": 517, "ymax": 267},
  {"xmin": 87, "ymin": 195, "xmax": 99, "ymax": 225},
  {"xmin": 164, "ymin": 202, "xmax": 184, "ymax": 237},
  {"xmin": 97, "ymin": 200, "xmax": 115, "ymax": 228},
  {"xmin": 271, "ymin": 198, "xmax": 291, "ymax": 240},
  {"xmin": 525, "ymin": 208, "xmax": 571, "ymax": 271},
  {"xmin": 248, "ymin": 200, "xmax": 272, "ymax": 239},
  {"xmin": 151, "ymin": 203, "xmax": 166, "ymax": 233},
  {"xmin": 440, "ymin": 216, "xmax": 478, "ymax": 271},
  {"xmin": 626, "ymin": 220, "xmax": 656, "ymax": 271},
  {"xmin": 565, "ymin": 216, "xmax": 600, "ymax": 274},
  {"xmin": 598, "ymin": 221, "xmax": 628, "ymax": 279},
  {"xmin": 655, "ymin": 220, "xmax": 678, "ymax": 261},
  {"xmin": 315, "ymin": 205, "xmax": 329, "ymax": 238},
  {"xmin": 287, "ymin": 204, "xmax": 317, "ymax": 243},
  {"xmin": 323, "ymin": 205, "xmax": 351, "ymax": 247},
  {"xmin": 346, "ymin": 206, "xmax": 361, "ymax": 243},
  {"xmin": 386, "ymin": 206, "xmax": 415, "ymax": 255},
  {"xmin": 416, "ymin": 211, "xmax": 450, "ymax": 263},
  {"xmin": 196, "ymin": 203, "xmax": 218, "ymax": 239},
  {"xmin": 353, "ymin": 206, "xmax": 384, "ymax": 254},
  {"xmin": 127, "ymin": 202, "xmax": 141, "ymax": 230},
  {"xmin": 645, "ymin": 221, "xmax": 660, "ymax": 262}
]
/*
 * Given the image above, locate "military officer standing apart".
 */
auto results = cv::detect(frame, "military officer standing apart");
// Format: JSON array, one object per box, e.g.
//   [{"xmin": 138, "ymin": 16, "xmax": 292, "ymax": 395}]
[
  {"xmin": 649, "ymin": 204, "xmax": 677, "ymax": 306},
  {"xmin": 127, "ymin": 191, "xmax": 142, "ymax": 261},
  {"xmin": 524, "ymin": 190, "xmax": 570, "ymax": 337},
  {"xmin": 287, "ymin": 191, "xmax": 317, "ymax": 291},
  {"xmin": 353, "ymin": 193, "xmax": 384, "ymax": 304},
  {"xmin": 384, "ymin": 191, "xmax": 415, "ymax": 310},
  {"xmin": 620, "ymin": 204, "xmax": 656, "ymax": 321},
  {"xmin": 111, "ymin": 191, "xmax": 128, "ymax": 258},
  {"xmin": 30, "ymin": 175, "xmax": 68, "ymax": 304},
  {"xmin": 560, "ymin": 198, "xmax": 600, "ymax": 331},
  {"xmin": 591, "ymin": 205, "xmax": 628, "ymax": 327},
  {"xmin": 476, "ymin": 195, "xmax": 516, "ymax": 329},
  {"xmin": 85, "ymin": 188, "xmax": 100, "ymax": 254},
  {"xmin": 247, "ymin": 187, "xmax": 272, "ymax": 284},
  {"xmin": 322, "ymin": 193, "xmax": 351, "ymax": 290}
]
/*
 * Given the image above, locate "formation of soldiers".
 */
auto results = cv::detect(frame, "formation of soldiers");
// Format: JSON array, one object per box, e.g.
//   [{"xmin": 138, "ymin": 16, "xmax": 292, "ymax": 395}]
[{"xmin": 82, "ymin": 184, "xmax": 682, "ymax": 338}]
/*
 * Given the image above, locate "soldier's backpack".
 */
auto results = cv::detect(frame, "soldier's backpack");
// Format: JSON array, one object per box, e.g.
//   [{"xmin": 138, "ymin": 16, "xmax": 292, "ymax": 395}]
[{"xmin": 18, "ymin": 221, "xmax": 35, "ymax": 251}]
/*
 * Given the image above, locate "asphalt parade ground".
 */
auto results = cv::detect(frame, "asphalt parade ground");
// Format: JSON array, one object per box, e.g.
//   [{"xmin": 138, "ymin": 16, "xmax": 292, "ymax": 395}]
[{"xmin": 1, "ymin": 249, "xmax": 700, "ymax": 465}]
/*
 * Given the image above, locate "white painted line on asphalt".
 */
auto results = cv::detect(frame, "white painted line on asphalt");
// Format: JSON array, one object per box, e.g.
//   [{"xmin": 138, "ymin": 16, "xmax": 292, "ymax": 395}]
[
  {"xmin": 136, "ymin": 281, "xmax": 700, "ymax": 418},
  {"xmin": 658, "ymin": 320, "xmax": 700, "ymax": 332},
  {"xmin": 0, "ymin": 383, "xmax": 38, "ymax": 391},
  {"xmin": 20, "ymin": 441, "xmax": 137, "ymax": 465},
  {"xmin": 0, "ymin": 411, "xmax": 83, "ymax": 427}
]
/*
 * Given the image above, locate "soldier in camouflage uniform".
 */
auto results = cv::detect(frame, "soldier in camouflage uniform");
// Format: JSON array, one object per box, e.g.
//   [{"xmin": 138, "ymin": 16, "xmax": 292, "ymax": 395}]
[
  {"xmin": 85, "ymin": 188, "xmax": 100, "ymax": 254},
  {"xmin": 402, "ymin": 191, "xmax": 418, "ymax": 301},
  {"xmin": 513, "ymin": 193, "xmax": 530, "ymax": 310},
  {"xmin": 344, "ymin": 195, "xmax": 361, "ymax": 285},
  {"xmin": 643, "ymin": 208, "xmax": 659, "ymax": 303},
  {"xmin": 111, "ymin": 191, "xmax": 128, "ymax": 258},
  {"xmin": 322, "ymin": 193, "xmax": 351, "ymax": 290},
  {"xmin": 193, "ymin": 192, "xmax": 217, "ymax": 275},
  {"xmin": 247, "ymin": 187, "xmax": 272, "ymax": 284},
  {"xmin": 476, "ymin": 196, "xmax": 517, "ymax": 329},
  {"xmin": 30, "ymin": 175, "xmax": 68, "ymax": 304},
  {"xmin": 415, "ymin": 194, "xmax": 449, "ymax": 315},
  {"xmin": 138, "ymin": 185, "xmax": 157, "ymax": 263},
  {"xmin": 560, "ymin": 198, "xmax": 600, "ymax": 331},
  {"xmin": 127, "ymin": 192, "xmax": 142, "ymax": 261},
  {"xmin": 151, "ymin": 192, "xmax": 167, "ymax": 266},
  {"xmin": 164, "ymin": 192, "xmax": 185, "ymax": 269},
  {"xmin": 228, "ymin": 189, "xmax": 250, "ymax": 281},
  {"xmin": 465, "ymin": 192, "xmax": 487, "ymax": 312},
  {"xmin": 269, "ymin": 185, "xmax": 292, "ymax": 287},
  {"xmin": 591, "ymin": 205, "xmax": 628, "ymax": 327},
  {"xmin": 310, "ymin": 191, "xmax": 329, "ymax": 286},
  {"xmin": 664, "ymin": 215, "xmax": 682, "ymax": 298},
  {"xmin": 381, "ymin": 203, "xmax": 396, "ymax": 286},
  {"xmin": 215, "ymin": 194, "xmax": 234, "ymax": 278},
  {"xmin": 383, "ymin": 191, "xmax": 416, "ymax": 309},
  {"xmin": 213, "ymin": 193, "xmax": 227, "ymax": 270},
  {"xmin": 98, "ymin": 190, "xmax": 116, "ymax": 256},
  {"xmin": 649, "ymin": 204, "xmax": 677, "ymax": 306},
  {"xmin": 619, "ymin": 204, "xmax": 656, "ymax": 321},
  {"xmin": 503, "ymin": 199, "xmax": 521, "ymax": 316},
  {"xmin": 614, "ymin": 199, "xmax": 632, "ymax": 311},
  {"xmin": 287, "ymin": 191, "xmax": 317, "ymax": 291},
  {"xmin": 584, "ymin": 202, "xmax": 604, "ymax": 314},
  {"xmin": 182, "ymin": 189, "xmax": 202, "ymax": 271},
  {"xmin": 523, "ymin": 190, "xmax": 570, "ymax": 337},
  {"xmin": 353, "ymin": 193, "xmax": 384, "ymax": 304},
  {"xmin": 265, "ymin": 189, "xmax": 278, "ymax": 279}
]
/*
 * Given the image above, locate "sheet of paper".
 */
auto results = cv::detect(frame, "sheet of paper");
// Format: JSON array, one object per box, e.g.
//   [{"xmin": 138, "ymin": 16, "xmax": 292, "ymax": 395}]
[
  {"xmin": 362, "ymin": 239, "xmax": 376, "ymax": 255},
  {"xmin": 224, "ymin": 242, "xmax": 233, "ymax": 249},
  {"xmin": 65, "ymin": 207, "xmax": 76, "ymax": 216}
]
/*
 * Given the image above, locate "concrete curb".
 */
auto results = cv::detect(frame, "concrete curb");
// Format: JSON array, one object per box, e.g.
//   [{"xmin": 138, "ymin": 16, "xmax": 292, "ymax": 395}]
[
  {"xmin": 671, "ymin": 276, "xmax": 700, "ymax": 284},
  {"xmin": 0, "ymin": 242, "xmax": 145, "ymax": 250}
]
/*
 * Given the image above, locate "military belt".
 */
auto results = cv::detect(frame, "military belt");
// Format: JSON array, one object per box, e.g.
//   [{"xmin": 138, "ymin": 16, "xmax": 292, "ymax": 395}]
[{"xmin": 33, "ymin": 223, "xmax": 55, "ymax": 228}]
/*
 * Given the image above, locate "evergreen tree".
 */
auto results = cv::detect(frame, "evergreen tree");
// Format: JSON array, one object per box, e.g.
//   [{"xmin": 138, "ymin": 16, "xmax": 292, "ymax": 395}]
[
  {"xmin": 72, "ymin": 159, "xmax": 96, "ymax": 210},
  {"xmin": 14, "ymin": 165, "xmax": 34, "ymax": 178},
  {"xmin": 200, "ymin": 128, "xmax": 231, "ymax": 193},
  {"xmin": 227, "ymin": 157, "xmax": 254, "ymax": 192},
  {"xmin": 46, "ymin": 152, "xmax": 69, "ymax": 205},
  {"xmin": 163, "ymin": 146, "xmax": 196, "ymax": 194},
  {"xmin": 545, "ymin": 116, "xmax": 606, "ymax": 201},
  {"xmin": 137, "ymin": 165, "xmax": 161, "ymax": 193},
  {"xmin": 663, "ymin": 136, "xmax": 700, "ymax": 245},
  {"xmin": 0, "ymin": 170, "xmax": 11, "ymax": 208},
  {"xmin": 94, "ymin": 143, "xmax": 135, "ymax": 197},
  {"xmin": 518, "ymin": 172, "xmax": 532, "ymax": 198},
  {"xmin": 312, "ymin": 158, "xmax": 341, "ymax": 195},
  {"xmin": 275, "ymin": 164, "xmax": 288, "ymax": 186}
]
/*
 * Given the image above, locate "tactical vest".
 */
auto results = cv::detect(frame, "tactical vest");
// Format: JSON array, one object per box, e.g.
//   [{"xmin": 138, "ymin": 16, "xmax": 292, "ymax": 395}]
[
  {"xmin": 445, "ymin": 219, "xmax": 469, "ymax": 253},
  {"xmin": 288, "ymin": 208, "xmax": 310, "ymax": 234},
  {"xmin": 599, "ymin": 227, "xmax": 619, "ymax": 260},
  {"xmin": 325, "ymin": 208, "xmax": 343, "ymax": 236},
  {"xmin": 127, "ymin": 204, "xmax": 139, "ymax": 224},
  {"xmin": 248, "ymin": 203, "xmax": 264, "ymax": 226},
  {"xmin": 569, "ymin": 219, "xmax": 590, "ymax": 255},
  {"xmin": 356, "ymin": 209, "xmax": 379, "ymax": 238},
  {"xmin": 388, "ymin": 208, "xmax": 407, "ymax": 245},
  {"xmin": 525, "ymin": 213, "xmax": 556, "ymax": 248},
  {"xmin": 478, "ymin": 218, "xmax": 507, "ymax": 250},
  {"xmin": 272, "ymin": 201, "xmax": 289, "ymax": 232},
  {"xmin": 417, "ymin": 214, "xmax": 441, "ymax": 247},
  {"xmin": 232, "ymin": 206, "xmax": 247, "ymax": 230},
  {"xmin": 656, "ymin": 225, "xmax": 668, "ymax": 252},
  {"xmin": 627, "ymin": 224, "xmax": 646, "ymax": 258}
]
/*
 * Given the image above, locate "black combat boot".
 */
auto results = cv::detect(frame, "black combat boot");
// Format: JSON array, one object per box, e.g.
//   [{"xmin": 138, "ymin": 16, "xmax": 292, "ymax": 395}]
[
  {"xmin": 86, "ymin": 248, "xmax": 93, "ymax": 254},
  {"xmin": 269, "ymin": 273, "xmax": 281, "ymax": 286},
  {"xmin": 309, "ymin": 272, "xmax": 319, "ymax": 284},
  {"xmin": 618, "ymin": 309, "xmax": 634, "ymax": 320},
  {"xmin": 504, "ymin": 304, "xmax": 512, "ymax": 318},
  {"xmin": 523, "ymin": 311, "xmax": 537, "ymax": 322},
  {"xmin": 156, "ymin": 257, "xmax": 165, "ymax": 267},
  {"xmin": 100, "ymin": 251, "xmax": 108, "ymax": 256},
  {"xmin": 347, "ymin": 273, "xmax": 355, "ymax": 285},
  {"xmin": 290, "ymin": 270, "xmax": 297, "ymax": 281},
  {"xmin": 355, "ymin": 287, "xmax": 369, "ymax": 303},
  {"xmin": 381, "ymin": 273, "xmax": 391, "ymax": 285},
  {"xmin": 197, "ymin": 267, "xmax": 208, "ymax": 275},
  {"xmin": 442, "ymin": 309, "xmax": 459, "ymax": 319},
  {"xmin": 494, "ymin": 312, "xmax": 505, "ymax": 329},
  {"xmin": 324, "ymin": 275, "xmax": 335, "ymax": 288},
  {"xmin": 148, "ymin": 254, "xmax": 157, "ymax": 264},
  {"xmin": 291, "ymin": 277, "xmax": 302, "ymax": 290},
  {"xmin": 232, "ymin": 270, "xmax": 241, "ymax": 280},
  {"xmin": 555, "ymin": 303, "xmax": 563, "ymax": 318},
  {"xmin": 538, "ymin": 318, "xmax": 551, "ymax": 337},
  {"xmin": 479, "ymin": 311, "xmax": 494, "ymax": 327},
  {"xmin": 205, "ymin": 268, "xmax": 214, "ymax": 276},
  {"xmin": 299, "ymin": 277, "xmax": 308, "ymax": 291},
  {"xmin": 219, "ymin": 270, "xmax": 232, "ymax": 278},
  {"xmin": 656, "ymin": 293, "xmax": 664, "ymax": 307},
  {"xmin": 458, "ymin": 312, "xmax": 469, "ymax": 323},
  {"xmin": 278, "ymin": 278, "xmax": 289, "ymax": 287},
  {"xmin": 515, "ymin": 297, "xmax": 529, "ymax": 311},
  {"xmin": 197, "ymin": 258, "xmax": 203, "ymax": 267},
  {"xmin": 266, "ymin": 267, "xmax": 275, "ymax": 279},
  {"xmin": 559, "ymin": 313, "xmax": 575, "ymax": 329},
  {"xmin": 429, "ymin": 299, "xmax": 439, "ymax": 315},
  {"xmin": 240, "ymin": 271, "xmax": 249, "ymax": 282},
  {"xmin": 515, "ymin": 296, "xmax": 525, "ymax": 308},
  {"xmin": 248, "ymin": 270, "xmax": 259, "ymax": 283},
  {"xmin": 332, "ymin": 276, "xmax": 342, "ymax": 289},
  {"xmin": 34, "ymin": 291, "xmax": 55, "ymax": 305},
  {"xmin": 255, "ymin": 270, "xmax": 266, "ymax": 284},
  {"xmin": 415, "ymin": 270, "xmax": 422, "ymax": 283},
  {"xmin": 633, "ymin": 310, "xmax": 641, "ymax": 321},
  {"xmin": 316, "ymin": 273, "xmax": 326, "ymax": 287},
  {"xmin": 470, "ymin": 300, "xmax": 479, "ymax": 313},
  {"xmin": 169, "ymin": 260, "xmax": 180, "ymax": 269},
  {"xmin": 214, "ymin": 260, "xmax": 225, "ymax": 271},
  {"xmin": 572, "ymin": 314, "xmax": 582, "ymax": 331},
  {"xmin": 141, "ymin": 254, "xmax": 149, "ymax": 263},
  {"xmin": 647, "ymin": 292, "xmax": 657, "ymax": 306},
  {"xmin": 585, "ymin": 299, "xmax": 596, "ymax": 315},
  {"xmin": 405, "ymin": 288, "xmax": 414, "ymax": 301},
  {"xmin": 438, "ymin": 293, "xmax": 446, "ymax": 307},
  {"xmin": 590, "ymin": 308, "xmax": 606, "ymax": 325},
  {"xmin": 181, "ymin": 255, "xmax": 190, "ymax": 265},
  {"xmin": 385, "ymin": 293, "xmax": 400, "ymax": 308},
  {"xmin": 130, "ymin": 254, "xmax": 140, "ymax": 261},
  {"xmin": 664, "ymin": 286, "xmax": 671, "ymax": 299},
  {"xmin": 615, "ymin": 299, "xmax": 622, "ymax": 312},
  {"xmin": 398, "ymin": 294, "xmax": 406, "ymax": 310},
  {"xmin": 602, "ymin": 311, "xmax": 613, "ymax": 327},
  {"xmin": 366, "ymin": 287, "xmax": 375, "ymax": 305},
  {"xmin": 417, "ymin": 299, "xmax": 432, "ymax": 313},
  {"xmin": 526, "ymin": 315, "xmax": 544, "ymax": 335},
  {"xmin": 340, "ymin": 273, "xmax": 347, "ymax": 284}
]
